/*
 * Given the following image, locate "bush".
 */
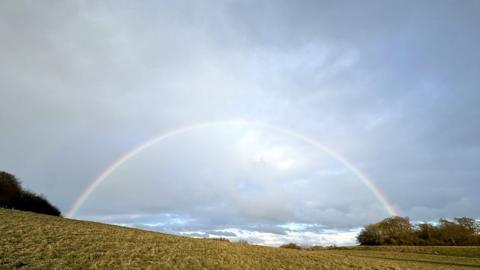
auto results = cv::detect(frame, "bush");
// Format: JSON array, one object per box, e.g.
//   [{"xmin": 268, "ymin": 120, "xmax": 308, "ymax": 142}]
[
  {"xmin": 279, "ymin": 243, "xmax": 302, "ymax": 250},
  {"xmin": 0, "ymin": 171, "xmax": 22, "ymax": 207},
  {"xmin": 209, "ymin": 237, "xmax": 230, "ymax": 242},
  {"xmin": 0, "ymin": 171, "xmax": 61, "ymax": 216}
]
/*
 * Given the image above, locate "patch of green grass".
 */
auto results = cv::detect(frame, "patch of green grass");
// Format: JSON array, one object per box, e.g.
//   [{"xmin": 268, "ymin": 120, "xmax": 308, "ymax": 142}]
[{"xmin": 1, "ymin": 208, "xmax": 480, "ymax": 269}]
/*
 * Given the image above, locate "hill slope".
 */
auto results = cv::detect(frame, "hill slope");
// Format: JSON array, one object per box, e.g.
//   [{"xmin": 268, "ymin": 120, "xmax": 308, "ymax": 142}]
[{"xmin": 1, "ymin": 208, "xmax": 480, "ymax": 269}]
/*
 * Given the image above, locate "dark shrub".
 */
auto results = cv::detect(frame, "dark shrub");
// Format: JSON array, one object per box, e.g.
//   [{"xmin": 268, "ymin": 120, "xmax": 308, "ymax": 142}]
[
  {"xmin": 16, "ymin": 191, "xmax": 61, "ymax": 216},
  {"xmin": 0, "ymin": 171, "xmax": 61, "ymax": 216},
  {"xmin": 0, "ymin": 171, "xmax": 22, "ymax": 207},
  {"xmin": 279, "ymin": 243, "xmax": 302, "ymax": 250},
  {"xmin": 209, "ymin": 237, "xmax": 230, "ymax": 242}
]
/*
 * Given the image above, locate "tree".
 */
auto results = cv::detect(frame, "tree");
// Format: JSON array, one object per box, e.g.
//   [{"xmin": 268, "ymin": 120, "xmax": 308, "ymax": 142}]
[
  {"xmin": 358, "ymin": 216, "xmax": 480, "ymax": 246},
  {"xmin": 357, "ymin": 216, "xmax": 416, "ymax": 245},
  {"xmin": 0, "ymin": 171, "xmax": 61, "ymax": 216},
  {"xmin": 357, "ymin": 224, "xmax": 383, "ymax": 245},
  {"xmin": 416, "ymin": 223, "xmax": 439, "ymax": 245},
  {"xmin": 436, "ymin": 218, "xmax": 480, "ymax": 245}
]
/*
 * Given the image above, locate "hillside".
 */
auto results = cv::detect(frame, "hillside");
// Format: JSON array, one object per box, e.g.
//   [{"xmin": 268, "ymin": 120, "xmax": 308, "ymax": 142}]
[{"xmin": 1, "ymin": 208, "xmax": 480, "ymax": 269}]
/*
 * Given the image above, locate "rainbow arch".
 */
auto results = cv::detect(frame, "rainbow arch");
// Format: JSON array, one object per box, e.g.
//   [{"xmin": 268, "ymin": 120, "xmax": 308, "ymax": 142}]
[{"xmin": 67, "ymin": 120, "xmax": 399, "ymax": 218}]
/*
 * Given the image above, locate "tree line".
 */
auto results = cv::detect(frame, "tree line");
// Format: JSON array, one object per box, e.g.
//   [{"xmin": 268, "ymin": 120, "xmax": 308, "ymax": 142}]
[
  {"xmin": 357, "ymin": 216, "xmax": 480, "ymax": 246},
  {"xmin": 0, "ymin": 171, "xmax": 61, "ymax": 216}
]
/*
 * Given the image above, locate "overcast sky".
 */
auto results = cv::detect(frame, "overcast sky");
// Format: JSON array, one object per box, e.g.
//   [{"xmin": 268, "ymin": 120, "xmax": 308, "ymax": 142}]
[{"xmin": 1, "ymin": 0, "xmax": 479, "ymax": 246}]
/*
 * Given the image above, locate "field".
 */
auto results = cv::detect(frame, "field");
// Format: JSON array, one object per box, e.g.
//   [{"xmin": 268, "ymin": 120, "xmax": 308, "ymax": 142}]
[{"xmin": 1, "ymin": 208, "xmax": 480, "ymax": 269}]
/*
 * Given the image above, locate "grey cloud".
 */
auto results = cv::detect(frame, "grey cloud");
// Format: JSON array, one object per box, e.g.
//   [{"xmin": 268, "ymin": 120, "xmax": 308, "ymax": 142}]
[{"xmin": 1, "ymin": 0, "xmax": 479, "ymax": 246}]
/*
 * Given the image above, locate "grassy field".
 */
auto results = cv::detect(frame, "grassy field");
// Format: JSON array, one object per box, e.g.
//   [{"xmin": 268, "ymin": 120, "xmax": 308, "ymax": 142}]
[{"xmin": 1, "ymin": 208, "xmax": 480, "ymax": 269}]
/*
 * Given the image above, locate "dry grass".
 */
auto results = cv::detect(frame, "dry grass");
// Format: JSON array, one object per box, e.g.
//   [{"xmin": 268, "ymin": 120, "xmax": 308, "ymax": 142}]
[{"xmin": 1, "ymin": 208, "xmax": 480, "ymax": 269}]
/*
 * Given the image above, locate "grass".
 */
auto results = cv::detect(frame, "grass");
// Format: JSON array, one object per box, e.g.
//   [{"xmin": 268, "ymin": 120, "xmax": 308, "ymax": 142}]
[
  {"xmin": 344, "ymin": 245, "xmax": 480, "ymax": 258},
  {"xmin": 1, "ymin": 208, "xmax": 480, "ymax": 269}
]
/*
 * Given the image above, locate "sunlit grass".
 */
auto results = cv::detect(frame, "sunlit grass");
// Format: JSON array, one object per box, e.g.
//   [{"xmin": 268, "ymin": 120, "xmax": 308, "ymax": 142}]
[{"xmin": 1, "ymin": 208, "xmax": 479, "ymax": 269}]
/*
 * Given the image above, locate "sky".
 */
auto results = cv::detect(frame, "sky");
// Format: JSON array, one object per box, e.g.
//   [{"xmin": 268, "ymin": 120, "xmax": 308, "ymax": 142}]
[{"xmin": 1, "ymin": 0, "xmax": 479, "ymax": 246}]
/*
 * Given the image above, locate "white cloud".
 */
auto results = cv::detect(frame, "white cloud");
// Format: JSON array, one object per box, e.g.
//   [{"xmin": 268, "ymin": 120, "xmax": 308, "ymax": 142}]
[{"xmin": 202, "ymin": 227, "xmax": 362, "ymax": 247}]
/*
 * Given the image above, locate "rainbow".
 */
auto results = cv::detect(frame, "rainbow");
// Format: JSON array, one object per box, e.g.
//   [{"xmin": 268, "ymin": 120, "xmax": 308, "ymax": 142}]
[{"xmin": 67, "ymin": 120, "xmax": 399, "ymax": 218}]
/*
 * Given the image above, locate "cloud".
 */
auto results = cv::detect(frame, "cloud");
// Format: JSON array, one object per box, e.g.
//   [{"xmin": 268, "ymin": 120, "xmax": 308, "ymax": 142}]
[{"xmin": 1, "ymin": 0, "xmax": 479, "ymax": 246}]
